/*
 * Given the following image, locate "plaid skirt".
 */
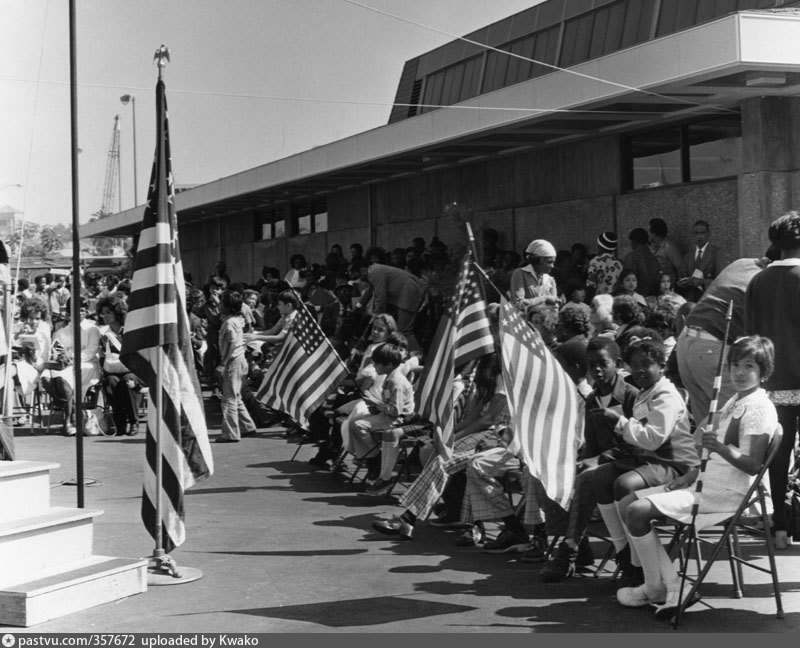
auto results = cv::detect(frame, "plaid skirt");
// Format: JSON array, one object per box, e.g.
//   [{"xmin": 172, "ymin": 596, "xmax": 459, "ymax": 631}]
[{"xmin": 399, "ymin": 429, "xmax": 495, "ymax": 518}]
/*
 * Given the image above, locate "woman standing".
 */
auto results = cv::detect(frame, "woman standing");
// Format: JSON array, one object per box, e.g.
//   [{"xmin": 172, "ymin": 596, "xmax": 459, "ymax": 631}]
[
  {"xmin": 744, "ymin": 211, "xmax": 800, "ymax": 549},
  {"xmin": 216, "ymin": 290, "xmax": 257, "ymax": 443},
  {"xmin": 510, "ymin": 239, "xmax": 559, "ymax": 316}
]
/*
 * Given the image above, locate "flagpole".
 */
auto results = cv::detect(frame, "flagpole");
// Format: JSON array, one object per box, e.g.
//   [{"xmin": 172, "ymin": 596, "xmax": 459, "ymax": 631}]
[
  {"xmin": 153, "ymin": 52, "xmax": 166, "ymax": 570},
  {"xmin": 68, "ymin": 0, "xmax": 85, "ymax": 506},
  {"xmin": 0, "ymin": 289, "xmax": 14, "ymax": 460},
  {"xmin": 120, "ymin": 45, "xmax": 202, "ymax": 585}
]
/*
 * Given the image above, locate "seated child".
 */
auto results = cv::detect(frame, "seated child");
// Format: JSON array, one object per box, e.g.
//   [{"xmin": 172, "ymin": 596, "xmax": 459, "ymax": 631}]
[
  {"xmin": 588, "ymin": 338, "xmax": 698, "ymax": 588},
  {"xmin": 616, "ymin": 335, "xmax": 778, "ymax": 616},
  {"xmin": 616, "ymin": 269, "xmax": 648, "ymax": 309},
  {"xmin": 371, "ymin": 354, "xmax": 508, "ymax": 540},
  {"xmin": 538, "ymin": 337, "xmax": 640, "ymax": 580},
  {"xmin": 560, "ymin": 279, "xmax": 591, "ymax": 319},
  {"xmin": 349, "ymin": 342, "xmax": 415, "ymax": 495}
]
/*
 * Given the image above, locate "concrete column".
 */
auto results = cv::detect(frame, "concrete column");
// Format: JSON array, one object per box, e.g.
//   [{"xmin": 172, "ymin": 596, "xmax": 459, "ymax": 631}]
[{"xmin": 738, "ymin": 96, "xmax": 800, "ymax": 256}]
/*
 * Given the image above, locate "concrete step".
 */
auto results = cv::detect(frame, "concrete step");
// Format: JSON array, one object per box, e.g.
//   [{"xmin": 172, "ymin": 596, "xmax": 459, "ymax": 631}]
[
  {"xmin": 0, "ymin": 555, "xmax": 148, "ymax": 627},
  {"xmin": 0, "ymin": 507, "xmax": 102, "ymax": 584},
  {"xmin": 0, "ymin": 461, "xmax": 59, "ymax": 522}
]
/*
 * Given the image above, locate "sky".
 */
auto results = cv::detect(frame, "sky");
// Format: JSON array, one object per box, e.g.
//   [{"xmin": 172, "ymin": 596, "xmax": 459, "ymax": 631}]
[{"xmin": 0, "ymin": 0, "xmax": 541, "ymax": 227}]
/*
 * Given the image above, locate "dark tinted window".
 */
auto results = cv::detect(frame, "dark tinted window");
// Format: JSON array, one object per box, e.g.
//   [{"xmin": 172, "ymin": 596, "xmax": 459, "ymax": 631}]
[
  {"xmin": 624, "ymin": 115, "xmax": 741, "ymax": 190},
  {"xmin": 687, "ymin": 119, "xmax": 742, "ymax": 181},
  {"xmin": 629, "ymin": 127, "xmax": 683, "ymax": 190}
]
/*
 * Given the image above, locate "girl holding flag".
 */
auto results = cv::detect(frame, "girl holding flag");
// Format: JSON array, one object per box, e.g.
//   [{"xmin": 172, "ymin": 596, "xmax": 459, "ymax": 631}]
[{"xmin": 616, "ymin": 335, "xmax": 778, "ymax": 616}]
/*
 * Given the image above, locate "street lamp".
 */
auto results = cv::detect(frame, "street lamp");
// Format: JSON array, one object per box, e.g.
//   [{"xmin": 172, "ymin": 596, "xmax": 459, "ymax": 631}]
[{"xmin": 120, "ymin": 94, "xmax": 138, "ymax": 206}]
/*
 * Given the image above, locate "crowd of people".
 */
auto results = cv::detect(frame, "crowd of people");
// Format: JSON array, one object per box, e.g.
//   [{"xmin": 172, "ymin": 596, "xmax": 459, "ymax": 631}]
[
  {"xmin": 2, "ymin": 211, "xmax": 797, "ymax": 620},
  {"xmin": 2, "ymin": 270, "xmax": 147, "ymax": 437}
]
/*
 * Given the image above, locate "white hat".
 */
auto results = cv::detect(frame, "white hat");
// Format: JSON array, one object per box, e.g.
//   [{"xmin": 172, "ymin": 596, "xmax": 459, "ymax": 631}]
[{"xmin": 525, "ymin": 239, "xmax": 557, "ymax": 258}]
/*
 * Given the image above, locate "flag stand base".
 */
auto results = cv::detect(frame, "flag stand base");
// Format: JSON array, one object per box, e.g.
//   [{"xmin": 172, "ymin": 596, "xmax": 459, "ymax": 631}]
[{"xmin": 146, "ymin": 554, "xmax": 203, "ymax": 586}]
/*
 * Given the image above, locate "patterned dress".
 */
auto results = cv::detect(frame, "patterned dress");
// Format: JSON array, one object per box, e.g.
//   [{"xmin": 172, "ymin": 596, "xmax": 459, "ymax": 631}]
[{"xmin": 586, "ymin": 253, "xmax": 623, "ymax": 295}]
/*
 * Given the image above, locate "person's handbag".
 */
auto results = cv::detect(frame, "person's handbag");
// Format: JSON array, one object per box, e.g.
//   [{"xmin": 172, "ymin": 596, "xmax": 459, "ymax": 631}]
[{"xmin": 95, "ymin": 409, "xmax": 117, "ymax": 437}]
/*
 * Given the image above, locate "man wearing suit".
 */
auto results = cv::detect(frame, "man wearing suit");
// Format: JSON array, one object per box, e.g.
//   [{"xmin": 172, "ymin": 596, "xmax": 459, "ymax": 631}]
[
  {"xmin": 356, "ymin": 252, "xmax": 428, "ymax": 351},
  {"xmin": 677, "ymin": 220, "xmax": 720, "ymax": 302}
]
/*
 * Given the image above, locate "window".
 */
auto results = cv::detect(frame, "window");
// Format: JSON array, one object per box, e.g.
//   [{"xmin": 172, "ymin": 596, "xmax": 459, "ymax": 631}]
[
  {"xmin": 258, "ymin": 211, "xmax": 286, "ymax": 240},
  {"xmin": 297, "ymin": 214, "xmax": 311, "ymax": 236},
  {"xmin": 624, "ymin": 115, "xmax": 742, "ymax": 191},
  {"xmin": 627, "ymin": 127, "xmax": 683, "ymax": 190},
  {"xmin": 290, "ymin": 202, "xmax": 327, "ymax": 236},
  {"xmin": 314, "ymin": 211, "xmax": 328, "ymax": 233},
  {"xmin": 687, "ymin": 119, "xmax": 742, "ymax": 182}
]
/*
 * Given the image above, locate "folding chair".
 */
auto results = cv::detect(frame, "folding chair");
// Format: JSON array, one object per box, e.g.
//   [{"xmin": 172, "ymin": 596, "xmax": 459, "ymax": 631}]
[
  {"xmin": 668, "ymin": 425, "xmax": 785, "ymax": 628},
  {"xmin": 289, "ymin": 428, "xmax": 314, "ymax": 461},
  {"xmin": 364, "ymin": 420, "xmax": 435, "ymax": 497}
]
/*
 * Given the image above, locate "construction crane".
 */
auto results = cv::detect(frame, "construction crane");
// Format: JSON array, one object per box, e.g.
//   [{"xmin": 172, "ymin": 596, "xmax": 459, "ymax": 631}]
[{"xmin": 99, "ymin": 114, "xmax": 121, "ymax": 218}]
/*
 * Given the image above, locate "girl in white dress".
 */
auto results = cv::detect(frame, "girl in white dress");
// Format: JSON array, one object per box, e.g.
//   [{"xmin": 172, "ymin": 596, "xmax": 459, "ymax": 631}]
[{"xmin": 616, "ymin": 335, "xmax": 778, "ymax": 617}]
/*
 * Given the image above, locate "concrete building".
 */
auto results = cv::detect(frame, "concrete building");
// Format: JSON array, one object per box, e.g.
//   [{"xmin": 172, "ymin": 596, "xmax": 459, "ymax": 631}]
[
  {"xmin": 0, "ymin": 205, "xmax": 19, "ymax": 241},
  {"xmin": 80, "ymin": 0, "xmax": 800, "ymax": 285}
]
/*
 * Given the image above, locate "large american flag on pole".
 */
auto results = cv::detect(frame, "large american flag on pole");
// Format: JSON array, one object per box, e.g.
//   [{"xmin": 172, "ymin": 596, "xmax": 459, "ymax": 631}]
[
  {"xmin": 255, "ymin": 302, "xmax": 348, "ymax": 429},
  {"xmin": 499, "ymin": 298, "xmax": 580, "ymax": 509},
  {"xmin": 121, "ymin": 78, "xmax": 213, "ymax": 553},
  {"xmin": 415, "ymin": 255, "xmax": 495, "ymax": 449}
]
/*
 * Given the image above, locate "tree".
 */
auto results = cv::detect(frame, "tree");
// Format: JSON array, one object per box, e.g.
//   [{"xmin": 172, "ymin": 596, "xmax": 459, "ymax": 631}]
[
  {"xmin": 7, "ymin": 223, "xmax": 43, "ymax": 257},
  {"xmin": 40, "ymin": 225, "xmax": 65, "ymax": 254}
]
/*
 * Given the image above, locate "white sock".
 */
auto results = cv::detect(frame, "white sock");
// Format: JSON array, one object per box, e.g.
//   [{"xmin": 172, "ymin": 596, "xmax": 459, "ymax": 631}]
[
  {"xmin": 379, "ymin": 440, "xmax": 400, "ymax": 481},
  {"xmin": 617, "ymin": 501, "xmax": 641, "ymax": 567},
  {"xmin": 657, "ymin": 540, "xmax": 680, "ymax": 591},
  {"xmin": 598, "ymin": 503, "xmax": 627, "ymax": 552},
  {"xmin": 629, "ymin": 529, "xmax": 665, "ymax": 598}
]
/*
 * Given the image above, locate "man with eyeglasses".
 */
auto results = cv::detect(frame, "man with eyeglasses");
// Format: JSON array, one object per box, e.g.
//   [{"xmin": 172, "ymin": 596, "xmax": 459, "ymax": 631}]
[{"xmin": 677, "ymin": 220, "xmax": 720, "ymax": 302}]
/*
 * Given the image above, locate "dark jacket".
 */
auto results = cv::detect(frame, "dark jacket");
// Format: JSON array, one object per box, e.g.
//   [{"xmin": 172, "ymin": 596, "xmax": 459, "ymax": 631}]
[{"xmin": 580, "ymin": 373, "xmax": 639, "ymax": 461}]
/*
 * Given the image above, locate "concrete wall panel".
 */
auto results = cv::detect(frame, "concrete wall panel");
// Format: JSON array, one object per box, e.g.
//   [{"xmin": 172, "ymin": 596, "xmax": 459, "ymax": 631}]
[
  {"xmin": 224, "ymin": 242, "xmax": 255, "ymax": 286},
  {"xmin": 618, "ymin": 179, "xmax": 739, "ymax": 269},
  {"xmin": 327, "ymin": 227, "xmax": 370, "ymax": 259},
  {"xmin": 473, "ymin": 209, "xmax": 515, "ymax": 258},
  {"xmin": 253, "ymin": 238, "xmax": 288, "ymax": 276},
  {"xmin": 514, "ymin": 196, "xmax": 616, "ymax": 254},
  {"xmin": 286, "ymin": 234, "xmax": 329, "ymax": 272},
  {"xmin": 376, "ymin": 220, "xmax": 436, "ymax": 253}
]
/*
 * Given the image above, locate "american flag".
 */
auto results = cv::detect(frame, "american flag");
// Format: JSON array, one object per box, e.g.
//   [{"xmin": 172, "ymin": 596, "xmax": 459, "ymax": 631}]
[
  {"xmin": 255, "ymin": 301, "xmax": 348, "ymax": 429},
  {"xmin": 120, "ymin": 79, "xmax": 213, "ymax": 553},
  {"xmin": 415, "ymin": 256, "xmax": 495, "ymax": 449},
  {"xmin": 499, "ymin": 298, "xmax": 581, "ymax": 509}
]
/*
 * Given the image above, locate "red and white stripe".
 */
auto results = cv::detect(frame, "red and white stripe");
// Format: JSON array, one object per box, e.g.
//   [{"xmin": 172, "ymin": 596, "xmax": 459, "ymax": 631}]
[{"xmin": 499, "ymin": 298, "xmax": 581, "ymax": 509}]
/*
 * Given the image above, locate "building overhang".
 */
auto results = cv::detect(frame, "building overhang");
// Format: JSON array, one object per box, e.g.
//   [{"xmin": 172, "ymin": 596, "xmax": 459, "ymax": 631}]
[{"xmin": 81, "ymin": 10, "xmax": 800, "ymax": 238}]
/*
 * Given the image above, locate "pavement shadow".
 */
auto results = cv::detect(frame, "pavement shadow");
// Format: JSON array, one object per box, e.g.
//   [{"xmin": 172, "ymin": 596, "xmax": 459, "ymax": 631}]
[
  {"xmin": 489, "ymin": 599, "xmax": 800, "ymax": 633},
  {"xmin": 186, "ymin": 485, "xmax": 278, "ymax": 495},
  {"xmin": 204, "ymin": 548, "xmax": 369, "ymax": 557},
  {"xmin": 313, "ymin": 512, "xmax": 393, "ymax": 533},
  {"xmin": 218, "ymin": 595, "xmax": 476, "ymax": 628}
]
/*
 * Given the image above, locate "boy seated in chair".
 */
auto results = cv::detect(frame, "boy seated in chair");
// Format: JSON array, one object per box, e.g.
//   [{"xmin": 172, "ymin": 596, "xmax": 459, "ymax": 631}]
[{"xmin": 348, "ymin": 342, "xmax": 415, "ymax": 495}]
